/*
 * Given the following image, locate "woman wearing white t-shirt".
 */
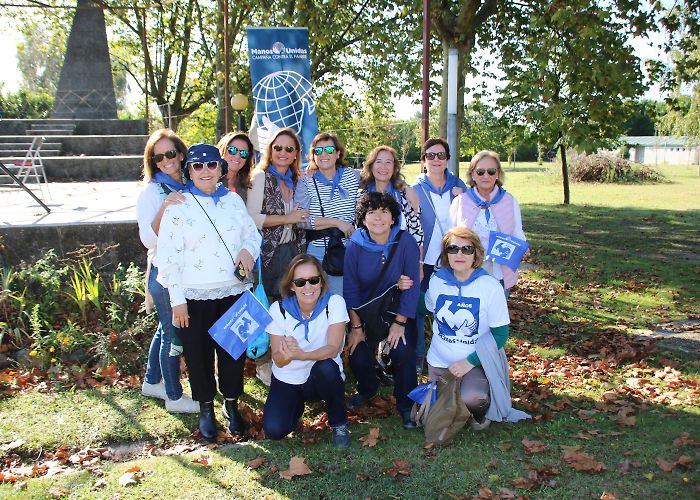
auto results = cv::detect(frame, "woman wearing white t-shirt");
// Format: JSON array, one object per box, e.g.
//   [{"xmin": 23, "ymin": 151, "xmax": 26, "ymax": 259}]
[
  {"xmin": 263, "ymin": 255, "xmax": 350, "ymax": 449},
  {"xmin": 424, "ymin": 227, "xmax": 511, "ymax": 429}
]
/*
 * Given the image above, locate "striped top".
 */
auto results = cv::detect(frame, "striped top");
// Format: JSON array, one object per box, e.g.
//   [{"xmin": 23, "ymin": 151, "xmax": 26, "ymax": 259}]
[{"xmin": 294, "ymin": 168, "xmax": 361, "ymax": 248}]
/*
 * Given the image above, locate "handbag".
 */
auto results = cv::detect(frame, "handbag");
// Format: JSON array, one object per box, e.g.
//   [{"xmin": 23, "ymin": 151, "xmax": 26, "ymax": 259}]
[
  {"xmin": 351, "ymin": 230, "xmax": 404, "ymax": 343},
  {"xmin": 310, "ymin": 177, "xmax": 346, "ymax": 276},
  {"xmin": 247, "ymin": 256, "xmax": 270, "ymax": 359},
  {"xmin": 422, "ymin": 371, "xmax": 472, "ymax": 446}
]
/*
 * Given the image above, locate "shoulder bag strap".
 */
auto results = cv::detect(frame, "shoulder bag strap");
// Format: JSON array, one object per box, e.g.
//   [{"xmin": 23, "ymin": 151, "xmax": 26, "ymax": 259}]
[
  {"xmin": 191, "ymin": 195, "xmax": 237, "ymax": 266},
  {"xmin": 419, "ymin": 185, "xmax": 445, "ymax": 236},
  {"xmin": 311, "ymin": 177, "xmax": 329, "ymax": 255},
  {"xmin": 365, "ymin": 230, "xmax": 404, "ymax": 301}
]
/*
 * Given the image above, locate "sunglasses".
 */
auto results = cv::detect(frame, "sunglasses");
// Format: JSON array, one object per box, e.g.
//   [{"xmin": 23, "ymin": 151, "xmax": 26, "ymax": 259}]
[
  {"xmin": 189, "ymin": 161, "xmax": 220, "ymax": 171},
  {"xmin": 424, "ymin": 151, "xmax": 447, "ymax": 160},
  {"xmin": 152, "ymin": 149, "xmax": 178, "ymax": 163},
  {"xmin": 446, "ymin": 244, "xmax": 475, "ymax": 255},
  {"xmin": 273, "ymin": 144, "xmax": 296, "ymax": 153},
  {"xmin": 313, "ymin": 145, "xmax": 336, "ymax": 155},
  {"xmin": 475, "ymin": 167, "xmax": 498, "ymax": 176},
  {"xmin": 226, "ymin": 146, "xmax": 250, "ymax": 159},
  {"xmin": 292, "ymin": 276, "xmax": 321, "ymax": 287}
]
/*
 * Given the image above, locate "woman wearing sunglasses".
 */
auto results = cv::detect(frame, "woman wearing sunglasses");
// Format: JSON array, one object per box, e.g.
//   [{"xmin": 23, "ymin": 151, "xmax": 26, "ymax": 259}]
[
  {"xmin": 262, "ymin": 254, "xmax": 350, "ymax": 449},
  {"xmin": 412, "ymin": 138, "xmax": 467, "ymax": 375},
  {"xmin": 247, "ymin": 128, "xmax": 309, "ymax": 301},
  {"xmin": 136, "ymin": 128, "xmax": 199, "ymax": 414},
  {"xmin": 344, "ymin": 192, "xmax": 420, "ymax": 429},
  {"xmin": 156, "ymin": 143, "xmax": 262, "ymax": 441},
  {"xmin": 294, "ymin": 132, "xmax": 360, "ymax": 296},
  {"xmin": 424, "ymin": 226, "xmax": 530, "ymax": 431},
  {"xmin": 217, "ymin": 131, "xmax": 254, "ymax": 203},
  {"xmin": 450, "ymin": 150, "xmax": 526, "ymax": 295}
]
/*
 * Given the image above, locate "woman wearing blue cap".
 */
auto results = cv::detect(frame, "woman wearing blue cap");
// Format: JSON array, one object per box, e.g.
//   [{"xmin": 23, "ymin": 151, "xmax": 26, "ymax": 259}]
[{"xmin": 156, "ymin": 143, "xmax": 262, "ymax": 441}]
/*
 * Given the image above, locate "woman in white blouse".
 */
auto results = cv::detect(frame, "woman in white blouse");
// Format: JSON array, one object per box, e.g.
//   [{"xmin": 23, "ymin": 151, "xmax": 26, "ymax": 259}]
[
  {"xmin": 262, "ymin": 254, "xmax": 350, "ymax": 449},
  {"xmin": 156, "ymin": 143, "xmax": 261, "ymax": 442}
]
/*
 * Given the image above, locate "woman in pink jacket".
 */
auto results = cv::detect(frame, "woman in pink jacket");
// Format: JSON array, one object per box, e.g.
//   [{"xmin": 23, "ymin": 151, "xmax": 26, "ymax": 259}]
[{"xmin": 449, "ymin": 151, "xmax": 526, "ymax": 295}]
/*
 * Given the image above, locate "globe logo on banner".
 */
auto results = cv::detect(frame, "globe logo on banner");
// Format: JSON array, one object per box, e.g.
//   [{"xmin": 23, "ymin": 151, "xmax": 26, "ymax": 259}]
[{"xmin": 252, "ymin": 70, "xmax": 316, "ymax": 154}]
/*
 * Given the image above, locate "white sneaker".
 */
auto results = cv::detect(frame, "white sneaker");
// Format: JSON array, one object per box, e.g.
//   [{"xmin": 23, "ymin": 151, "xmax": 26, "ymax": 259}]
[
  {"xmin": 256, "ymin": 360, "xmax": 272, "ymax": 387},
  {"xmin": 141, "ymin": 380, "xmax": 167, "ymax": 400},
  {"xmin": 165, "ymin": 394, "xmax": 200, "ymax": 413},
  {"xmin": 470, "ymin": 416, "xmax": 491, "ymax": 431}
]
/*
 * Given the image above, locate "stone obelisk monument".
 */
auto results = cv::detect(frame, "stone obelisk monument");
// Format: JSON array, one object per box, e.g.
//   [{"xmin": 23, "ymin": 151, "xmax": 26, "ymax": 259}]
[{"xmin": 52, "ymin": 0, "xmax": 117, "ymax": 119}]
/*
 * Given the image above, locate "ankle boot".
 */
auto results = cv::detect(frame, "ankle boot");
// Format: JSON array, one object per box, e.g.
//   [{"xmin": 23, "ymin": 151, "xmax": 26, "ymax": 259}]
[
  {"xmin": 223, "ymin": 399, "xmax": 247, "ymax": 436},
  {"xmin": 198, "ymin": 401, "xmax": 217, "ymax": 442}
]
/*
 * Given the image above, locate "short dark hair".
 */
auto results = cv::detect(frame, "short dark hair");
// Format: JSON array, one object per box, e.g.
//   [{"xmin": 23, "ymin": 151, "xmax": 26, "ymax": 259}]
[
  {"xmin": 355, "ymin": 191, "xmax": 401, "ymax": 229},
  {"xmin": 279, "ymin": 254, "xmax": 329, "ymax": 298},
  {"xmin": 420, "ymin": 137, "xmax": 450, "ymax": 160}
]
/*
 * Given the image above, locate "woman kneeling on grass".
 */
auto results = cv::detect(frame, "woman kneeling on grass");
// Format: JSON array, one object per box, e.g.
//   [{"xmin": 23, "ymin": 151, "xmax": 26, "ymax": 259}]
[
  {"xmin": 424, "ymin": 227, "xmax": 530, "ymax": 429},
  {"xmin": 263, "ymin": 255, "xmax": 351, "ymax": 449}
]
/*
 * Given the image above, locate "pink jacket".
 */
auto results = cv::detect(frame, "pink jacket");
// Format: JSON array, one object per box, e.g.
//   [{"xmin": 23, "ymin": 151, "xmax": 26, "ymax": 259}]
[{"xmin": 450, "ymin": 189, "xmax": 520, "ymax": 289}]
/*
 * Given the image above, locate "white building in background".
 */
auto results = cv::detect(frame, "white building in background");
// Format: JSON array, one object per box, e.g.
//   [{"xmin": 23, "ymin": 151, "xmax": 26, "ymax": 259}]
[{"xmin": 623, "ymin": 136, "xmax": 699, "ymax": 165}]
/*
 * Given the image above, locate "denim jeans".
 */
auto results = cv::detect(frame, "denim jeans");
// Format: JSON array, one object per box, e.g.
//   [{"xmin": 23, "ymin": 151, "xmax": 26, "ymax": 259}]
[
  {"xmin": 306, "ymin": 243, "xmax": 343, "ymax": 297},
  {"xmin": 144, "ymin": 266, "xmax": 183, "ymax": 400},
  {"xmin": 348, "ymin": 319, "xmax": 417, "ymax": 413},
  {"xmin": 415, "ymin": 264, "xmax": 435, "ymax": 358},
  {"xmin": 263, "ymin": 358, "xmax": 347, "ymax": 439}
]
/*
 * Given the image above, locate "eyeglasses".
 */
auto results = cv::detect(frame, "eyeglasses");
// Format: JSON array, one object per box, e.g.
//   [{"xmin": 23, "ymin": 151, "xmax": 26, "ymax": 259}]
[
  {"xmin": 273, "ymin": 144, "xmax": 296, "ymax": 153},
  {"xmin": 475, "ymin": 167, "xmax": 498, "ymax": 176},
  {"xmin": 292, "ymin": 276, "xmax": 322, "ymax": 287},
  {"xmin": 226, "ymin": 146, "xmax": 250, "ymax": 159},
  {"xmin": 446, "ymin": 244, "xmax": 475, "ymax": 255},
  {"xmin": 313, "ymin": 145, "xmax": 336, "ymax": 155},
  {"xmin": 152, "ymin": 149, "xmax": 178, "ymax": 163},
  {"xmin": 424, "ymin": 152, "xmax": 447, "ymax": 160},
  {"xmin": 189, "ymin": 161, "xmax": 220, "ymax": 171}
]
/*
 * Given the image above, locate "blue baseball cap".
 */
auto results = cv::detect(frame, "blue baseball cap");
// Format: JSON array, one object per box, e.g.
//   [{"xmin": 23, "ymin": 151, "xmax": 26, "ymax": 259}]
[{"xmin": 184, "ymin": 143, "xmax": 228, "ymax": 178}]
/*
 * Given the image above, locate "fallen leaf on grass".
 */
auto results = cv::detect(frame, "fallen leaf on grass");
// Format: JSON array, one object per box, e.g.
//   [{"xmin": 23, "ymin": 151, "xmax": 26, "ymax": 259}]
[
  {"xmin": 657, "ymin": 458, "xmax": 677, "ymax": 472},
  {"xmin": 48, "ymin": 487, "xmax": 68, "ymax": 498},
  {"xmin": 678, "ymin": 455, "xmax": 693, "ymax": 468},
  {"xmin": 359, "ymin": 427, "xmax": 380, "ymax": 447},
  {"xmin": 616, "ymin": 415, "xmax": 636, "ymax": 427},
  {"xmin": 1, "ymin": 440, "xmax": 25, "ymax": 451},
  {"xmin": 118, "ymin": 470, "xmax": 144, "ymax": 487},
  {"xmin": 246, "ymin": 456, "xmax": 266, "ymax": 469},
  {"xmin": 125, "ymin": 466, "xmax": 141, "ymax": 473},
  {"xmin": 192, "ymin": 454, "xmax": 210, "ymax": 466},
  {"xmin": 562, "ymin": 450, "xmax": 607, "ymax": 473},
  {"xmin": 300, "ymin": 433, "xmax": 321, "ymax": 445},
  {"xmin": 356, "ymin": 472, "xmax": 372, "ymax": 481},
  {"xmin": 279, "ymin": 456, "xmax": 312, "ymax": 480},
  {"xmin": 383, "ymin": 459, "xmax": 411, "ymax": 477},
  {"xmin": 497, "ymin": 487, "xmax": 517, "ymax": 498},
  {"xmin": 521, "ymin": 437, "xmax": 546, "ymax": 455},
  {"xmin": 618, "ymin": 459, "xmax": 640, "ymax": 473},
  {"xmin": 600, "ymin": 492, "xmax": 617, "ymax": 500},
  {"xmin": 673, "ymin": 432, "xmax": 700, "ymax": 447},
  {"xmin": 496, "ymin": 441, "xmax": 513, "ymax": 452}
]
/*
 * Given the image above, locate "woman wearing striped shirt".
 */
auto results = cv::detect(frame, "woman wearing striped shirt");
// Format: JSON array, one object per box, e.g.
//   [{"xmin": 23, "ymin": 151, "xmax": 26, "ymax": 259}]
[{"xmin": 295, "ymin": 132, "xmax": 360, "ymax": 296}]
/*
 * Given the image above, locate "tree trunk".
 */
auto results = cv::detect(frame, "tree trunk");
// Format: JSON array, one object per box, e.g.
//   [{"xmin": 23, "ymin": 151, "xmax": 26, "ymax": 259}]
[{"xmin": 559, "ymin": 137, "xmax": 570, "ymax": 205}]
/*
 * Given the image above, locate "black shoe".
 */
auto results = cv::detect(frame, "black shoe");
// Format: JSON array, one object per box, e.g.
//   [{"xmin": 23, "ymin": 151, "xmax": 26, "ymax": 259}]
[
  {"xmin": 331, "ymin": 424, "xmax": 350, "ymax": 449},
  {"xmin": 401, "ymin": 410, "xmax": 417, "ymax": 429},
  {"xmin": 199, "ymin": 401, "xmax": 218, "ymax": 442},
  {"xmin": 223, "ymin": 399, "xmax": 247, "ymax": 436},
  {"xmin": 346, "ymin": 392, "xmax": 371, "ymax": 410},
  {"xmin": 376, "ymin": 366, "xmax": 395, "ymax": 386}
]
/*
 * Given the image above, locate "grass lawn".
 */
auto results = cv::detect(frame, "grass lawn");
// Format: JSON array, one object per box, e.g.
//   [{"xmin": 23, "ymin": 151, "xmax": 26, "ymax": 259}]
[{"xmin": 1, "ymin": 164, "xmax": 699, "ymax": 499}]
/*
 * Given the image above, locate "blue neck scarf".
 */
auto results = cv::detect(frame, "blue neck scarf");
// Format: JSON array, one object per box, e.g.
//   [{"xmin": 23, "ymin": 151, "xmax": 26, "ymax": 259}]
[
  {"xmin": 467, "ymin": 186, "xmax": 507, "ymax": 222},
  {"xmin": 270, "ymin": 166, "xmax": 294, "ymax": 190},
  {"xmin": 350, "ymin": 225, "xmax": 401, "ymax": 258},
  {"xmin": 154, "ymin": 171, "xmax": 188, "ymax": 192},
  {"xmin": 435, "ymin": 266, "xmax": 489, "ymax": 298},
  {"xmin": 188, "ymin": 183, "xmax": 229, "ymax": 205},
  {"xmin": 313, "ymin": 168, "xmax": 348, "ymax": 199},
  {"xmin": 416, "ymin": 169, "xmax": 459, "ymax": 196},
  {"xmin": 281, "ymin": 291, "xmax": 333, "ymax": 341}
]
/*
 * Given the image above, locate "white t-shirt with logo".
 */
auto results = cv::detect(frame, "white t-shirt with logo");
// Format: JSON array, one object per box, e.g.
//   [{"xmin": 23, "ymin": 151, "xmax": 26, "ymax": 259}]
[
  {"xmin": 267, "ymin": 294, "xmax": 349, "ymax": 385},
  {"xmin": 425, "ymin": 273, "xmax": 509, "ymax": 368}
]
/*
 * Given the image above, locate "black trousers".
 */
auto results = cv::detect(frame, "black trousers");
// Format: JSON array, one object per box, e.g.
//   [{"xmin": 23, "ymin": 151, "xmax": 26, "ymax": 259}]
[{"xmin": 180, "ymin": 293, "xmax": 246, "ymax": 402}]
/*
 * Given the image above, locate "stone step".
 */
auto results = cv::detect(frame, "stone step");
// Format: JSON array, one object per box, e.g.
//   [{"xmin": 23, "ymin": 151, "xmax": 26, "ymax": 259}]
[
  {"xmin": 0, "ymin": 149, "xmax": 62, "ymax": 157},
  {"xmin": 0, "ymin": 135, "xmax": 147, "ymax": 156},
  {"xmin": 33, "ymin": 155, "xmax": 142, "ymax": 181},
  {"xmin": 0, "ymin": 118, "xmax": 147, "ymax": 136},
  {"xmin": 27, "ymin": 129, "xmax": 75, "ymax": 136},
  {"xmin": 0, "ymin": 142, "xmax": 62, "ymax": 150},
  {"xmin": 29, "ymin": 123, "xmax": 75, "ymax": 130}
]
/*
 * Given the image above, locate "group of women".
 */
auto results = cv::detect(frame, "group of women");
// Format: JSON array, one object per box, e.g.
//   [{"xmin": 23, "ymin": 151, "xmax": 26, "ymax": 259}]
[{"xmin": 136, "ymin": 125, "xmax": 529, "ymax": 449}]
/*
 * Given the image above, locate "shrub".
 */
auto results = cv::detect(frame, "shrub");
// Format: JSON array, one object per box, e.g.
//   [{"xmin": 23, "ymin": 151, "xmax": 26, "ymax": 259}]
[{"xmin": 568, "ymin": 151, "xmax": 667, "ymax": 183}]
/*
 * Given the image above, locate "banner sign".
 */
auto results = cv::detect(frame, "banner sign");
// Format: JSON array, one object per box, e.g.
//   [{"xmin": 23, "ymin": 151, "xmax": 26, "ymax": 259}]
[
  {"xmin": 486, "ymin": 231, "xmax": 529, "ymax": 271},
  {"xmin": 208, "ymin": 290, "xmax": 273, "ymax": 360},
  {"xmin": 247, "ymin": 27, "xmax": 318, "ymax": 167}
]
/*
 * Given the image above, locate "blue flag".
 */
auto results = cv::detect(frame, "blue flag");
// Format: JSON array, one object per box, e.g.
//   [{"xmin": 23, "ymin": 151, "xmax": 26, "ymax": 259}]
[
  {"xmin": 408, "ymin": 382, "xmax": 437, "ymax": 405},
  {"xmin": 208, "ymin": 290, "xmax": 273, "ymax": 360},
  {"xmin": 247, "ymin": 27, "xmax": 319, "ymax": 168},
  {"xmin": 486, "ymin": 231, "xmax": 529, "ymax": 271}
]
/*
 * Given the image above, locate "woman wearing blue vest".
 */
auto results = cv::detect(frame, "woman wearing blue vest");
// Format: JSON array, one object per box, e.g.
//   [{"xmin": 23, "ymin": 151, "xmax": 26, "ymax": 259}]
[{"xmin": 412, "ymin": 138, "xmax": 467, "ymax": 374}]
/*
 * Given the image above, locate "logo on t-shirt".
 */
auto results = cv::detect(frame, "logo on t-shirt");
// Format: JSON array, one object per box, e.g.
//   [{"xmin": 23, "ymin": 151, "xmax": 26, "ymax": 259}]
[{"xmin": 434, "ymin": 295, "xmax": 480, "ymax": 343}]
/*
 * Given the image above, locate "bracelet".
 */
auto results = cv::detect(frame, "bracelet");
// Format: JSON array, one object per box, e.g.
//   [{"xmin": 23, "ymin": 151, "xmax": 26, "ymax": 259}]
[
  {"xmin": 393, "ymin": 319, "xmax": 407, "ymax": 327},
  {"xmin": 351, "ymin": 324, "xmax": 363, "ymax": 330}
]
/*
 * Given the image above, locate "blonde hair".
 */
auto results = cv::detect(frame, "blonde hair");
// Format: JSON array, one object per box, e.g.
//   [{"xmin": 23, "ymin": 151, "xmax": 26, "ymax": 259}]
[
  {"xmin": 360, "ymin": 145, "xmax": 405, "ymax": 190},
  {"xmin": 468, "ymin": 150, "xmax": 505, "ymax": 187},
  {"xmin": 257, "ymin": 128, "xmax": 302, "ymax": 183},
  {"xmin": 439, "ymin": 226, "xmax": 485, "ymax": 269}
]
